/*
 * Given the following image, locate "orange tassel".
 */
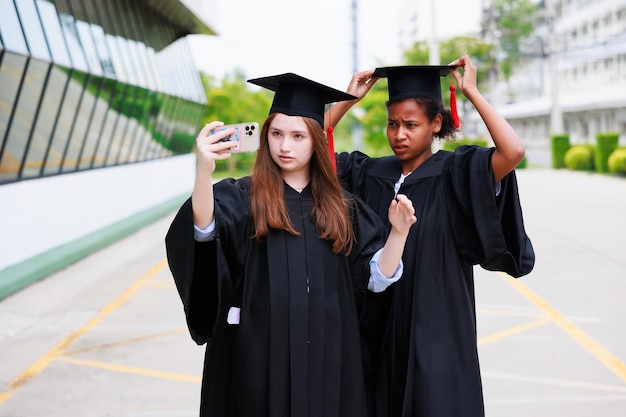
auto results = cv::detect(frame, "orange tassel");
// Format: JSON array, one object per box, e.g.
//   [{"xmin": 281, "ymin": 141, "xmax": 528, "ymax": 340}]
[
  {"xmin": 327, "ymin": 126, "xmax": 336, "ymax": 172},
  {"xmin": 450, "ymin": 85, "xmax": 460, "ymax": 129}
]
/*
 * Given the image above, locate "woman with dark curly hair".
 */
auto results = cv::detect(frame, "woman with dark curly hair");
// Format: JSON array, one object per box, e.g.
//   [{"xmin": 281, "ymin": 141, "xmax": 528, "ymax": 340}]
[{"xmin": 326, "ymin": 55, "xmax": 535, "ymax": 417}]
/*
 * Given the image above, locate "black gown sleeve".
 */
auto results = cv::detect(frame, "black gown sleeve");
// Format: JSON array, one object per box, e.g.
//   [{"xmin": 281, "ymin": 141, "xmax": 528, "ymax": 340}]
[
  {"xmin": 346, "ymin": 193, "xmax": 396, "ymax": 374},
  {"xmin": 346, "ymin": 194, "xmax": 390, "ymax": 294},
  {"xmin": 165, "ymin": 177, "xmax": 252, "ymax": 345},
  {"xmin": 336, "ymin": 151, "xmax": 372, "ymax": 194},
  {"xmin": 446, "ymin": 145, "xmax": 535, "ymax": 277}
]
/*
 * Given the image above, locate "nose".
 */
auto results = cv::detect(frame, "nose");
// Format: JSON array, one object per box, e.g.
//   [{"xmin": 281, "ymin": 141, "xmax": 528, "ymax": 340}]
[
  {"xmin": 395, "ymin": 125, "xmax": 408, "ymax": 140},
  {"xmin": 279, "ymin": 137, "xmax": 291, "ymax": 152}
]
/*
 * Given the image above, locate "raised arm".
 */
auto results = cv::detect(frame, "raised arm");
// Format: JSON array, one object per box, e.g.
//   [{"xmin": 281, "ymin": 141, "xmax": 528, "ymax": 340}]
[
  {"xmin": 324, "ymin": 69, "xmax": 381, "ymax": 129},
  {"xmin": 449, "ymin": 55, "xmax": 526, "ymax": 183},
  {"xmin": 377, "ymin": 194, "xmax": 417, "ymax": 278},
  {"xmin": 192, "ymin": 121, "xmax": 239, "ymax": 229}
]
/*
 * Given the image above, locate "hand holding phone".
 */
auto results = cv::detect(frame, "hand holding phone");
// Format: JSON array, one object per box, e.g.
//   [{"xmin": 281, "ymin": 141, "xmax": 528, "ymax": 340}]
[{"xmin": 211, "ymin": 122, "xmax": 260, "ymax": 153}]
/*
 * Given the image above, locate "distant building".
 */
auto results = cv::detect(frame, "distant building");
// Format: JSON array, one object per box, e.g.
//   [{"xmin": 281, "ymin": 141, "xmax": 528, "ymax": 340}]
[
  {"xmin": 0, "ymin": 0, "xmax": 216, "ymax": 298},
  {"xmin": 486, "ymin": 0, "xmax": 626, "ymax": 149},
  {"xmin": 398, "ymin": 0, "xmax": 484, "ymax": 57}
]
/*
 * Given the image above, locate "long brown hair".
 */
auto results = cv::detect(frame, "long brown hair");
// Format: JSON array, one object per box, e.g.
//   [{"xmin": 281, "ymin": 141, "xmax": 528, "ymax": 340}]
[{"xmin": 250, "ymin": 113, "xmax": 354, "ymax": 255}]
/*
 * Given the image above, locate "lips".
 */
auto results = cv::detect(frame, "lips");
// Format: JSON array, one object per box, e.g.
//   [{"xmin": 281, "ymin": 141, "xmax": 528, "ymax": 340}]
[{"xmin": 392, "ymin": 144, "xmax": 409, "ymax": 154}]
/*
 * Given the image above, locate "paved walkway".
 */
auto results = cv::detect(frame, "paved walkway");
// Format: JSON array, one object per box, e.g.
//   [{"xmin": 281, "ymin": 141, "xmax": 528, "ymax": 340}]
[{"xmin": 0, "ymin": 168, "xmax": 625, "ymax": 417}]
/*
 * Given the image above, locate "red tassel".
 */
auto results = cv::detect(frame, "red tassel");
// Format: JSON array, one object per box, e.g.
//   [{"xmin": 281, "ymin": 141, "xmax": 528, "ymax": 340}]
[
  {"xmin": 327, "ymin": 126, "xmax": 336, "ymax": 172},
  {"xmin": 450, "ymin": 85, "xmax": 460, "ymax": 129}
]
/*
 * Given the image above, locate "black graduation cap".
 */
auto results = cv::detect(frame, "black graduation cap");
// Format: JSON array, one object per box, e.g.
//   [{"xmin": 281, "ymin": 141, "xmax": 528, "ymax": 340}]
[
  {"xmin": 373, "ymin": 65, "xmax": 460, "ymax": 128},
  {"xmin": 373, "ymin": 65, "xmax": 456, "ymax": 103},
  {"xmin": 247, "ymin": 73, "xmax": 357, "ymax": 127}
]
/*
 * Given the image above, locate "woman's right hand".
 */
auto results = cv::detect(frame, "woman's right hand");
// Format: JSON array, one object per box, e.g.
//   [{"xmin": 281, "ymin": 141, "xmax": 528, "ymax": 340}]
[
  {"xmin": 346, "ymin": 69, "xmax": 380, "ymax": 100},
  {"xmin": 195, "ymin": 121, "xmax": 239, "ymax": 175}
]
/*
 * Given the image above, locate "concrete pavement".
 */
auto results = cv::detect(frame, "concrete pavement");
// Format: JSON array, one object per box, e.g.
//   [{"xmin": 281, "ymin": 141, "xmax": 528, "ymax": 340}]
[{"xmin": 0, "ymin": 167, "xmax": 625, "ymax": 417}]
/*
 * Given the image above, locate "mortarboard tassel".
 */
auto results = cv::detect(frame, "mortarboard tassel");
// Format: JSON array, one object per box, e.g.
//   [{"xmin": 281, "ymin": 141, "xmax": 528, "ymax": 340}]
[
  {"xmin": 327, "ymin": 126, "xmax": 336, "ymax": 172},
  {"xmin": 450, "ymin": 85, "xmax": 460, "ymax": 129}
]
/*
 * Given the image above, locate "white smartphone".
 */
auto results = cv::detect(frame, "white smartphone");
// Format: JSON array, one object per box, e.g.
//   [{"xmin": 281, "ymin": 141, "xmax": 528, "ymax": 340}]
[{"xmin": 211, "ymin": 122, "xmax": 260, "ymax": 153}]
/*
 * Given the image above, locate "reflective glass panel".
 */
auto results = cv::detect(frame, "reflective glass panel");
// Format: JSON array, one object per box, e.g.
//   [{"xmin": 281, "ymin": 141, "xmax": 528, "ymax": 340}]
[
  {"xmin": 58, "ymin": 13, "xmax": 88, "ymax": 72},
  {"xmin": 15, "ymin": 0, "xmax": 50, "ymax": 60},
  {"xmin": 61, "ymin": 72, "xmax": 92, "ymax": 173},
  {"xmin": 91, "ymin": 25, "xmax": 115, "ymax": 77},
  {"xmin": 0, "ymin": 53, "xmax": 28, "ymax": 182},
  {"xmin": 106, "ymin": 34, "xmax": 127, "ymax": 82},
  {"xmin": 75, "ymin": 19, "xmax": 101, "ymax": 75},
  {"xmin": 42, "ymin": 68, "xmax": 82, "ymax": 175},
  {"xmin": 116, "ymin": 37, "xmax": 136, "ymax": 85},
  {"xmin": 0, "ymin": 0, "xmax": 29, "ymax": 54},
  {"xmin": 21, "ymin": 64, "xmax": 70, "ymax": 179},
  {"xmin": 35, "ymin": 0, "xmax": 72, "ymax": 67},
  {"xmin": 96, "ymin": 81, "xmax": 126, "ymax": 168},
  {"xmin": 77, "ymin": 74, "xmax": 106, "ymax": 170},
  {"xmin": 90, "ymin": 77, "xmax": 118, "ymax": 168},
  {"xmin": 0, "ymin": 58, "xmax": 50, "ymax": 181}
]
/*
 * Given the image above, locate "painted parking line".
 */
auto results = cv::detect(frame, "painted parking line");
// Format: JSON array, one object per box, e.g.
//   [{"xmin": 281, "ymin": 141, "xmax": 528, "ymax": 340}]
[
  {"xmin": 57, "ymin": 356, "xmax": 201, "ymax": 383},
  {"xmin": 478, "ymin": 317, "xmax": 552, "ymax": 346},
  {"xmin": 0, "ymin": 258, "xmax": 167, "ymax": 405},
  {"xmin": 501, "ymin": 272, "xmax": 626, "ymax": 384}
]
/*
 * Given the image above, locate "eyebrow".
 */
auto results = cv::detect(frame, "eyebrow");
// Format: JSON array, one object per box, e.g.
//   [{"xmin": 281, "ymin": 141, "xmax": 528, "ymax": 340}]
[{"xmin": 270, "ymin": 127, "xmax": 308, "ymax": 135}]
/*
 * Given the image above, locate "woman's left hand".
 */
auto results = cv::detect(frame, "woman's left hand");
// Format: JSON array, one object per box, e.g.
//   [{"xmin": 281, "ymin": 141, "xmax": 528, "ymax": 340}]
[{"xmin": 388, "ymin": 194, "xmax": 417, "ymax": 234}]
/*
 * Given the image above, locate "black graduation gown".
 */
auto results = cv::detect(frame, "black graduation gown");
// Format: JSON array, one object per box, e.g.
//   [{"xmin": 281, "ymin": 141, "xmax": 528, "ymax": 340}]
[
  {"xmin": 165, "ymin": 176, "xmax": 392, "ymax": 417},
  {"xmin": 336, "ymin": 146, "xmax": 535, "ymax": 417}
]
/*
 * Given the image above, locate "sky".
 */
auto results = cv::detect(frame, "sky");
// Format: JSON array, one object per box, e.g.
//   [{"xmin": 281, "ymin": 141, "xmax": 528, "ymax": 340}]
[{"xmin": 188, "ymin": 0, "xmax": 482, "ymax": 90}]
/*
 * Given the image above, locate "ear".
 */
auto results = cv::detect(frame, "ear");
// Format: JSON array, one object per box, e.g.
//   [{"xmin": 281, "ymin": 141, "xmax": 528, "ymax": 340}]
[{"xmin": 432, "ymin": 113, "xmax": 443, "ymax": 134}]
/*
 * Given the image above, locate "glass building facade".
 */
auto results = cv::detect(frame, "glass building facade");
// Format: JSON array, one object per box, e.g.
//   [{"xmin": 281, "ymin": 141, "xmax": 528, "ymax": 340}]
[{"xmin": 0, "ymin": 0, "xmax": 211, "ymax": 185}]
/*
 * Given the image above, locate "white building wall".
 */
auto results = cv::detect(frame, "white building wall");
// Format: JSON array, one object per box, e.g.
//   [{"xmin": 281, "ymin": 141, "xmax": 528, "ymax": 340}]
[
  {"xmin": 494, "ymin": 0, "xmax": 626, "ymax": 149},
  {"xmin": 0, "ymin": 155, "xmax": 195, "ymax": 271}
]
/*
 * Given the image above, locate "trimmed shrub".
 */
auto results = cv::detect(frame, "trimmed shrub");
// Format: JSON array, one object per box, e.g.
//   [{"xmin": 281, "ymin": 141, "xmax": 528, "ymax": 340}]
[
  {"xmin": 441, "ymin": 138, "xmax": 489, "ymax": 151},
  {"xmin": 551, "ymin": 134, "xmax": 570, "ymax": 169},
  {"xmin": 564, "ymin": 145, "xmax": 594, "ymax": 171},
  {"xmin": 595, "ymin": 132, "xmax": 620, "ymax": 173},
  {"xmin": 608, "ymin": 148, "xmax": 626, "ymax": 175}
]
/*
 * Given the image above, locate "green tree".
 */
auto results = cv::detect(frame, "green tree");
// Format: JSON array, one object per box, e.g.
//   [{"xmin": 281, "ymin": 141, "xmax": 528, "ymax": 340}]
[
  {"xmin": 403, "ymin": 37, "xmax": 496, "ymax": 95},
  {"xmin": 201, "ymin": 68, "xmax": 271, "ymax": 126},
  {"xmin": 494, "ymin": 0, "xmax": 539, "ymax": 79},
  {"xmin": 334, "ymin": 82, "xmax": 390, "ymax": 156},
  {"xmin": 199, "ymin": 68, "xmax": 272, "ymax": 174}
]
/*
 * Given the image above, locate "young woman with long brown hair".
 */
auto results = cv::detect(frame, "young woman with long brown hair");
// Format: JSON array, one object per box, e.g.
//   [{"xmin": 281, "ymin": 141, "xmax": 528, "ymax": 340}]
[{"xmin": 165, "ymin": 73, "xmax": 417, "ymax": 417}]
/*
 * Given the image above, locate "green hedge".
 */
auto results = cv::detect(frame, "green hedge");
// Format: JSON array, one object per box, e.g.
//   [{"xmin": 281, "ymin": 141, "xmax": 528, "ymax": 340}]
[
  {"xmin": 441, "ymin": 138, "xmax": 528, "ymax": 168},
  {"xmin": 441, "ymin": 138, "xmax": 489, "ymax": 151},
  {"xmin": 551, "ymin": 134, "xmax": 570, "ymax": 169},
  {"xmin": 608, "ymin": 148, "xmax": 626, "ymax": 175},
  {"xmin": 564, "ymin": 145, "xmax": 595, "ymax": 171},
  {"xmin": 595, "ymin": 132, "xmax": 619, "ymax": 173}
]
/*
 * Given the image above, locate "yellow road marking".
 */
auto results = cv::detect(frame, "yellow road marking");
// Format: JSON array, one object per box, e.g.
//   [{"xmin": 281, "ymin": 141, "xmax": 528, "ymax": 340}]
[
  {"xmin": 501, "ymin": 272, "xmax": 626, "ymax": 384},
  {"xmin": 57, "ymin": 356, "xmax": 201, "ymax": 383},
  {"xmin": 64, "ymin": 327, "xmax": 187, "ymax": 355},
  {"xmin": 0, "ymin": 258, "xmax": 167, "ymax": 405},
  {"xmin": 478, "ymin": 317, "xmax": 552, "ymax": 346}
]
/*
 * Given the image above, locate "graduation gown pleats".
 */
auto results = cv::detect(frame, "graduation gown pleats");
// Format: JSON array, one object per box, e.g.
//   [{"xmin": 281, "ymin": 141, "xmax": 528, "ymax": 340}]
[
  {"xmin": 166, "ymin": 177, "xmax": 390, "ymax": 417},
  {"xmin": 336, "ymin": 146, "xmax": 535, "ymax": 417}
]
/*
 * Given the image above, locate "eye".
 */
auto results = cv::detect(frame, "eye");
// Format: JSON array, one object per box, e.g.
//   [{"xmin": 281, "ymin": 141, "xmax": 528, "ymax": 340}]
[{"xmin": 387, "ymin": 121, "xmax": 397, "ymax": 128}]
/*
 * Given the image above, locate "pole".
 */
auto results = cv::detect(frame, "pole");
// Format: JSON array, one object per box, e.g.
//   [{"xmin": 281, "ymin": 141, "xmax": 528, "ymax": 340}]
[
  {"xmin": 351, "ymin": 0, "xmax": 363, "ymax": 149},
  {"xmin": 429, "ymin": 0, "xmax": 440, "ymax": 64}
]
